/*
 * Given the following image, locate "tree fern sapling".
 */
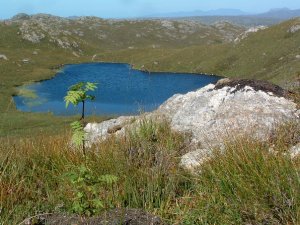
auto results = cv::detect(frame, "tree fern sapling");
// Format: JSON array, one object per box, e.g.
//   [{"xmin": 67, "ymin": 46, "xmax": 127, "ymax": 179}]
[{"xmin": 64, "ymin": 82, "xmax": 98, "ymax": 153}]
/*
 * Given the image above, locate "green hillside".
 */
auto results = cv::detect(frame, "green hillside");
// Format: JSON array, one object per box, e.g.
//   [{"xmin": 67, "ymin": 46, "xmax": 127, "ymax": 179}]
[
  {"xmin": 0, "ymin": 15, "xmax": 299, "ymax": 135},
  {"xmin": 0, "ymin": 14, "xmax": 300, "ymax": 225},
  {"xmin": 98, "ymin": 18, "xmax": 300, "ymax": 86}
]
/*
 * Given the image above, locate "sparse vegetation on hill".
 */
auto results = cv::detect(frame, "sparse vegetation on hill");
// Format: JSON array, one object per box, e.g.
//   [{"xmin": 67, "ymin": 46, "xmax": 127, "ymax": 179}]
[
  {"xmin": 0, "ymin": 14, "xmax": 300, "ymax": 225},
  {"xmin": 0, "ymin": 15, "xmax": 299, "ymax": 135}
]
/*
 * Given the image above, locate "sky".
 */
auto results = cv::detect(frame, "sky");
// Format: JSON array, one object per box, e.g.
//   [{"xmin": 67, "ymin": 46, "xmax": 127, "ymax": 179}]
[{"xmin": 0, "ymin": 0, "xmax": 299, "ymax": 19}]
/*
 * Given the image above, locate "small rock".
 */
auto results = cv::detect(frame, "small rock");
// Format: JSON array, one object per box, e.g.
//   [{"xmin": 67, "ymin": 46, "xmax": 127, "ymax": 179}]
[
  {"xmin": 72, "ymin": 51, "xmax": 80, "ymax": 57},
  {"xmin": 92, "ymin": 54, "xmax": 97, "ymax": 61},
  {"xmin": 296, "ymin": 55, "xmax": 300, "ymax": 59},
  {"xmin": 32, "ymin": 51, "xmax": 38, "ymax": 55},
  {"xmin": 180, "ymin": 149, "xmax": 213, "ymax": 172},
  {"xmin": 0, "ymin": 54, "xmax": 8, "ymax": 60},
  {"xmin": 289, "ymin": 143, "xmax": 300, "ymax": 159}
]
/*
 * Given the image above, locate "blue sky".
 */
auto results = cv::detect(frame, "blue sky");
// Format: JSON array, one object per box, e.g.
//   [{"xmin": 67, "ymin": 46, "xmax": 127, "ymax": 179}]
[{"xmin": 0, "ymin": 0, "xmax": 299, "ymax": 19}]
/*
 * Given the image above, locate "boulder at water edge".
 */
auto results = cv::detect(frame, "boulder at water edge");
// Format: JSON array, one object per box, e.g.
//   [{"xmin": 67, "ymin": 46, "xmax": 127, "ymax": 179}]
[{"xmin": 85, "ymin": 79, "xmax": 299, "ymax": 172}]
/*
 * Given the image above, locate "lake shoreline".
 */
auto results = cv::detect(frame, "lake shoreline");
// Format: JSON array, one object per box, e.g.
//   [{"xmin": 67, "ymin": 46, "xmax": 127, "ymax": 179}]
[
  {"xmin": 14, "ymin": 61, "xmax": 223, "ymax": 89},
  {"xmin": 13, "ymin": 62, "xmax": 221, "ymax": 116}
]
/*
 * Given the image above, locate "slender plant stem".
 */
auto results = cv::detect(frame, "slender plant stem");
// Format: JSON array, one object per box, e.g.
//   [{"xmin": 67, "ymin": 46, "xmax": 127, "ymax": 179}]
[
  {"xmin": 81, "ymin": 100, "xmax": 86, "ymax": 156},
  {"xmin": 82, "ymin": 100, "xmax": 85, "ymax": 120}
]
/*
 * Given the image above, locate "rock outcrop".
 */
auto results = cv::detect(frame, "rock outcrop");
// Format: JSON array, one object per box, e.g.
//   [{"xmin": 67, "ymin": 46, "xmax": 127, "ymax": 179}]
[
  {"xmin": 234, "ymin": 25, "xmax": 267, "ymax": 43},
  {"xmin": 86, "ymin": 79, "xmax": 299, "ymax": 147},
  {"xmin": 155, "ymin": 79, "xmax": 298, "ymax": 149},
  {"xmin": 288, "ymin": 24, "xmax": 300, "ymax": 33},
  {"xmin": 85, "ymin": 79, "xmax": 299, "ymax": 171},
  {"xmin": 9, "ymin": 13, "xmax": 245, "ymax": 51}
]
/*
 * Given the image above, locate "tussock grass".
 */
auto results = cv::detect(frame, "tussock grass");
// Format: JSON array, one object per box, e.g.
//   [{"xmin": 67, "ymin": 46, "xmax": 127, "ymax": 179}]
[
  {"xmin": 182, "ymin": 139, "xmax": 300, "ymax": 224},
  {"xmin": 0, "ymin": 120, "xmax": 299, "ymax": 224},
  {"xmin": 0, "ymin": 120, "xmax": 188, "ymax": 224}
]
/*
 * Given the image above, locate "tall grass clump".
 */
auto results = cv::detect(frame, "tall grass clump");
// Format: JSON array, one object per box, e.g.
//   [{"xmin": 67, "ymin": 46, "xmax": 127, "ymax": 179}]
[
  {"xmin": 182, "ymin": 125, "xmax": 300, "ymax": 224},
  {"xmin": 0, "ymin": 120, "xmax": 190, "ymax": 224},
  {"xmin": 0, "ymin": 120, "xmax": 299, "ymax": 224}
]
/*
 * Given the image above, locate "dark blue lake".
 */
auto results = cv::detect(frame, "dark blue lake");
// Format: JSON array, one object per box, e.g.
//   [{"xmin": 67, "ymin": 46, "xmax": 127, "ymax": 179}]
[{"xmin": 14, "ymin": 63, "xmax": 220, "ymax": 116}]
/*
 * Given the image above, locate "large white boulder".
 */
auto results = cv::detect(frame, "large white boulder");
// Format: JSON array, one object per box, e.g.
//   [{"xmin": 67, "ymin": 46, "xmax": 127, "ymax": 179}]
[
  {"xmin": 85, "ymin": 79, "xmax": 299, "ymax": 170},
  {"xmin": 156, "ymin": 80, "xmax": 299, "ymax": 149}
]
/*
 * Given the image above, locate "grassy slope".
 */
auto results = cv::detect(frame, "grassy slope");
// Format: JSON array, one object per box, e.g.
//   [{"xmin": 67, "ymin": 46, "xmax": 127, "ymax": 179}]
[
  {"xmin": 0, "ymin": 24, "xmax": 107, "ymax": 136},
  {"xmin": 0, "ymin": 18, "xmax": 299, "ymax": 136},
  {"xmin": 99, "ymin": 19, "xmax": 300, "ymax": 85},
  {"xmin": 0, "ymin": 120, "xmax": 299, "ymax": 224}
]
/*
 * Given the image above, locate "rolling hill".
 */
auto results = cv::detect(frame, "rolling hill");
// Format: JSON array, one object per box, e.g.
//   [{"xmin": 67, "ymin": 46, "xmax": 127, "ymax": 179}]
[{"xmin": 0, "ymin": 14, "xmax": 299, "ymax": 135}]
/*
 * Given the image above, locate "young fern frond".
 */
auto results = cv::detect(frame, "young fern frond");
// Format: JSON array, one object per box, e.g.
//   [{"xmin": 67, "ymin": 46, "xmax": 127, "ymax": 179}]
[
  {"xmin": 65, "ymin": 82, "xmax": 98, "ymax": 107},
  {"xmin": 85, "ymin": 82, "xmax": 98, "ymax": 91},
  {"xmin": 65, "ymin": 91, "xmax": 80, "ymax": 107},
  {"xmin": 70, "ymin": 121, "xmax": 84, "ymax": 132},
  {"xmin": 64, "ymin": 82, "xmax": 98, "ymax": 153},
  {"xmin": 70, "ymin": 121, "xmax": 86, "ymax": 147},
  {"xmin": 69, "ymin": 82, "xmax": 85, "ymax": 91},
  {"xmin": 99, "ymin": 174, "xmax": 118, "ymax": 185}
]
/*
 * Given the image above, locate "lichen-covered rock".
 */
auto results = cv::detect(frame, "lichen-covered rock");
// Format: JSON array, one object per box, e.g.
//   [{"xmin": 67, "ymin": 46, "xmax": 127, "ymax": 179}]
[
  {"xmin": 157, "ymin": 79, "xmax": 298, "ymax": 149},
  {"xmin": 85, "ymin": 79, "xmax": 299, "ymax": 151},
  {"xmin": 85, "ymin": 79, "xmax": 299, "ymax": 172}
]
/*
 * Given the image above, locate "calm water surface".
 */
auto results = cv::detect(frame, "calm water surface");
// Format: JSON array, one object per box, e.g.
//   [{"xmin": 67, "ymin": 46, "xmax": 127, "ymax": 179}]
[{"xmin": 14, "ymin": 63, "xmax": 220, "ymax": 116}]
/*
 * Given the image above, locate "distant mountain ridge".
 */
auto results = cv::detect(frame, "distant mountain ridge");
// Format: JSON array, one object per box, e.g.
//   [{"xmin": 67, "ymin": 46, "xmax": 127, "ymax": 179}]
[
  {"xmin": 148, "ymin": 8, "xmax": 247, "ymax": 18},
  {"xmin": 255, "ymin": 8, "xmax": 300, "ymax": 19},
  {"xmin": 146, "ymin": 8, "xmax": 300, "ymax": 20}
]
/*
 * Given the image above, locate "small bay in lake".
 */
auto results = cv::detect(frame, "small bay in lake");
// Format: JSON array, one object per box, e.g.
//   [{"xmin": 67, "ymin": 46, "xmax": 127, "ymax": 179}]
[{"xmin": 14, "ymin": 63, "xmax": 220, "ymax": 116}]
